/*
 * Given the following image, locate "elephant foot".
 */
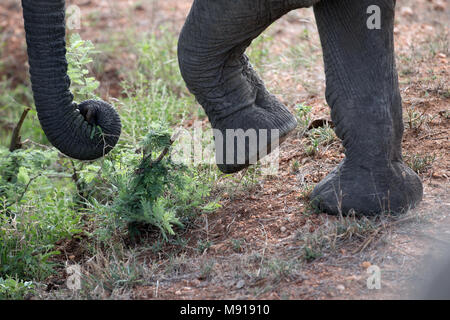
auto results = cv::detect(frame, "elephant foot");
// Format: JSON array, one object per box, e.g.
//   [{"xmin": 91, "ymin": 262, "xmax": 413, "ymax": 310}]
[
  {"xmin": 310, "ymin": 159, "xmax": 423, "ymax": 216},
  {"xmin": 214, "ymin": 96, "xmax": 297, "ymax": 174},
  {"xmin": 212, "ymin": 55, "xmax": 297, "ymax": 173}
]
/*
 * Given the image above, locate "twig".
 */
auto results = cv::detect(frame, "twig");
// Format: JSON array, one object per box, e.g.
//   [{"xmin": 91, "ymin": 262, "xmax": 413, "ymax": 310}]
[
  {"xmin": 5, "ymin": 174, "xmax": 41, "ymax": 209},
  {"xmin": 71, "ymin": 160, "xmax": 81, "ymax": 189},
  {"xmin": 418, "ymin": 130, "xmax": 447, "ymax": 141},
  {"xmin": 9, "ymin": 108, "xmax": 31, "ymax": 152},
  {"xmin": 22, "ymin": 139, "xmax": 68, "ymax": 159},
  {"xmin": 70, "ymin": 160, "xmax": 89, "ymax": 208},
  {"xmin": 256, "ymin": 220, "xmax": 268, "ymax": 278},
  {"xmin": 22, "ymin": 139, "xmax": 51, "ymax": 150},
  {"xmin": 150, "ymin": 141, "xmax": 172, "ymax": 166},
  {"xmin": 135, "ymin": 138, "xmax": 175, "ymax": 175}
]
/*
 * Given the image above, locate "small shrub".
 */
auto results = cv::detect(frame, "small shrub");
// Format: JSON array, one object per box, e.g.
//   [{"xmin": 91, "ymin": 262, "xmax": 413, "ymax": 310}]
[
  {"xmin": 295, "ymin": 103, "xmax": 313, "ymax": 132},
  {"xmin": 405, "ymin": 153, "xmax": 435, "ymax": 174},
  {"xmin": 0, "ymin": 147, "xmax": 82, "ymax": 280},
  {"xmin": 0, "ymin": 276, "xmax": 35, "ymax": 300}
]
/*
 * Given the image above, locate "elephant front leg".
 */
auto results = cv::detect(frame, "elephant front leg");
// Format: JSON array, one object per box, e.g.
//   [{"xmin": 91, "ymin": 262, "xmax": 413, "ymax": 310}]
[
  {"xmin": 311, "ymin": 0, "xmax": 423, "ymax": 215},
  {"xmin": 178, "ymin": 0, "xmax": 320, "ymax": 173}
]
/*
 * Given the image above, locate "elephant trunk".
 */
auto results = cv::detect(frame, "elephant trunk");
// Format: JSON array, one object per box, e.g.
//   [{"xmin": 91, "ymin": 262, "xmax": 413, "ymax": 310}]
[{"xmin": 21, "ymin": 0, "xmax": 121, "ymax": 160}]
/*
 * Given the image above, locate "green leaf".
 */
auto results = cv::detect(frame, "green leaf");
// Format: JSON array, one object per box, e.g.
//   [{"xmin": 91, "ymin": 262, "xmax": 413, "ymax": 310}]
[{"xmin": 17, "ymin": 167, "xmax": 30, "ymax": 185}]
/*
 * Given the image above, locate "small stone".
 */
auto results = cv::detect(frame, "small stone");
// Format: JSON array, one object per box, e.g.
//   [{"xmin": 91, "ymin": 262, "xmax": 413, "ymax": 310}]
[
  {"xmin": 434, "ymin": 0, "xmax": 446, "ymax": 11},
  {"xmin": 432, "ymin": 171, "xmax": 446, "ymax": 179},
  {"xmin": 400, "ymin": 7, "xmax": 414, "ymax": 17},
  {"xmin": 210, "ymin": 243, "xmax": 226, "ymax": 253},
  {"xmin": 236, "ymin": 280, "xmax": 245, "ymax": 289},
  {"xmin": 337, "ymin": 284, "xmax": 345, "ymax": 291},
  {"xmin": 345, "ymin": 275, "xmax": 362, "ymax": 281},
  {"xmin": 280, "ymin": 226, "xmax": 287, "ymax": 232}
]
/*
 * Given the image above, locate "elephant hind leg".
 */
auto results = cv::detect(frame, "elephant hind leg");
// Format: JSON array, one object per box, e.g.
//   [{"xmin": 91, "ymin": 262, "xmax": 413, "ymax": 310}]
[
  {"xmin": 310, "ymin": 0, "xmax": 423, "ymax": 215},
  {"xmin": 178, "ymin": 0, "xmax": 318, "ymax": 173}
]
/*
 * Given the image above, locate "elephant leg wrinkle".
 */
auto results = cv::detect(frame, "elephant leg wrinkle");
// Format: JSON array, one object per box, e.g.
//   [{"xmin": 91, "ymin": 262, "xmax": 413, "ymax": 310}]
[{"xmin": 310, "ymin": 0, "xmax": 423, "ymax": 215}]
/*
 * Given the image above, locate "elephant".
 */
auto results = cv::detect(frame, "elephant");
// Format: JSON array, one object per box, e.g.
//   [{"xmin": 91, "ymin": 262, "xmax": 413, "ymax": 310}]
[{"xmin": 20, "ymin": 0, "xmax": 423, "ymax": 216}]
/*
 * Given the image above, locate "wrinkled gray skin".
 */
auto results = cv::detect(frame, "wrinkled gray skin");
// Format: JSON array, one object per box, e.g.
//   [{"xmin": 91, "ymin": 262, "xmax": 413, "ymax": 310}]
[{"xmin": 21, "ymin": 0, "xmax": 423, "ymax": 216}]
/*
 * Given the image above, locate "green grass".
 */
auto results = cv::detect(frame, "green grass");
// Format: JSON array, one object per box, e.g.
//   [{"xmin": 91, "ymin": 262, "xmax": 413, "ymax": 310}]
[
  {"xmin": 303, "ymin": 124, "xmax": 337, "ymax": 157},
  {"xmin": 405, "ymin": 107, "xmax": 436, "ymax": 131},
  {"xmin": 404, "ymin": 153, "xmax": 435, "ymax": 174},
  {"xmin": 0, "ymin": 276, "xmax": 35, "ymax": 300}
]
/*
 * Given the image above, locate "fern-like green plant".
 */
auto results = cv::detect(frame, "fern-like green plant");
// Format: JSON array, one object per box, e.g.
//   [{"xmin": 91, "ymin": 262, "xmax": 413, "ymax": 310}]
[
  {"xmin": 67, "ymin": 33, "xmax": 100, "ymax": 101},
  {"xmin": 91, "ymin": 122, "xmax": 218, "ymax": 242}
]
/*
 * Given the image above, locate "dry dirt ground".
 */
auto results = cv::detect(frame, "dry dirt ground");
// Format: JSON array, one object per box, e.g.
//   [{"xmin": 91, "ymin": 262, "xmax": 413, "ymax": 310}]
[{"xmin": 1, "ymin": 0, "xmax": 448, "ymax": 300}]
